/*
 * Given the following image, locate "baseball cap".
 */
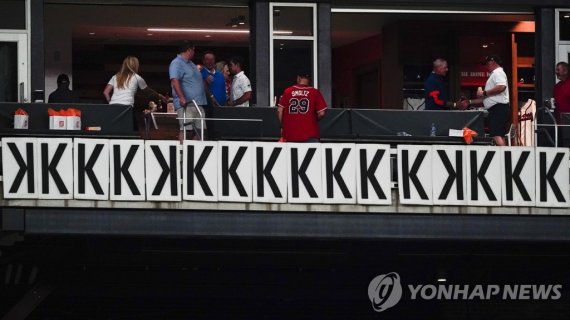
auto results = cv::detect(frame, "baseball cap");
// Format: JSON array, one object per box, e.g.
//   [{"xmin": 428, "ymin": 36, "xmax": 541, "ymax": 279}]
[{"xmin": 481, "ymin": 54, "xmax": 502, "ymax": 65}]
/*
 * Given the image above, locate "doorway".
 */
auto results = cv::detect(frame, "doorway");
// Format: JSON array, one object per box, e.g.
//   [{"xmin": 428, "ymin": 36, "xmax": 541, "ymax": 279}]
[{"xmin": 0, "ymin": 33, "xmax": 28, "ymax": 102}]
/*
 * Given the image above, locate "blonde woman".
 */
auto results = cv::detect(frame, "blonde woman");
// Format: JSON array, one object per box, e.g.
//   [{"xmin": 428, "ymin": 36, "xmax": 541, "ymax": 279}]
[
  {"xmin": 215, "ymin": 60, "xmax": 231, "ymax": 104},
  {"xmin": 103, "ymin": 56, "xmax": 162, "ymax": 105}
]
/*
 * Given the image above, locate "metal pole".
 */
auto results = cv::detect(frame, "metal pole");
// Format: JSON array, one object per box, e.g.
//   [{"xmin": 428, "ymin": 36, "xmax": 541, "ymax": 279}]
[{"xmin": 192, "ymin": 100, "xmax": 204, "ymax": 141}]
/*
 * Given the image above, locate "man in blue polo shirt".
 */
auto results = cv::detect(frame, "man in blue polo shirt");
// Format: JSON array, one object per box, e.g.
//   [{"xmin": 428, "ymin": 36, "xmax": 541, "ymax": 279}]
[
  {"xmin": 169, "ymin": 42, "xmax": 207, "ymax": 141},
  {"xmin": 424, "ymin": 58, "xmax": 463, "ymax": 110},
  {"xmin": 201, "ymin": 51, "xmax": 226, "ymax": 108}
]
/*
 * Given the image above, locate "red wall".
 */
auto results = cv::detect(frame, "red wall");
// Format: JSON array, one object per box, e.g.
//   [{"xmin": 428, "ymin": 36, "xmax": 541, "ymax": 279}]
[{"xmin": 332, "ymin": 34, "xmax": 382, "ymax": 108}]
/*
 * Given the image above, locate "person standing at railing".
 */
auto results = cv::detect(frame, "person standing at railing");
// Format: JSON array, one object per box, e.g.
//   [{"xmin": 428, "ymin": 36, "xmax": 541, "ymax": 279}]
[
  {"xmin": 215, "ymin": 60, "xmax": 231, "ymax": 105},
  {"xmin": 49, "ymin": 74, "xmax": 79, "ymax": 103},
  {"xmin": 228, "ymin": 56, "xmax": 252, "ymax": 107},
  {"xmin": 201, "ymin": 51, "xmax": 226, "ymax": 108},
  {"xmin": 277, "ymin": 72, "xmax": 327, "ymax": 142},
  {"xmin": 462, "ymin": 54, "xmax": 510, "ymax": 146},
  {"xmin": 103, "ymin": 56, "xmax": 163, "ymax": 106},
  {"xmin": 169, "ymin": 42, "xmax": 207, "ymax": 141},
  {"xmin": 424, "ymin": 58, "xmax": 465, "ymax": 110},
  {"xmin": 103, "ymin": 56, "xmax": 164, "ymax": 131},
  {"xmin": 554, "ymin": 61, "xmax": 570, "ymax": 122}
]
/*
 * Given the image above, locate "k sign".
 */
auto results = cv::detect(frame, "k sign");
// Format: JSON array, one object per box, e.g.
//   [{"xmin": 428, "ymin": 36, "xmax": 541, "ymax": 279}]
[
  {"xmin": 287, "ymin": 143, "xmax": 322, "ymax": 204},
  {"xmin": 356, "ymin": 144, "xmax": 392, "ymax": 205},
  {"xmin": 38, "ymin": 138, "xmax": 74, "ymax": 199},
  {"xmin": 183, "ymin": 141, "xmax": 218, "ymax": 202},
  {"xmin": 466, "ymin": 146, "xmax": 502, "ymax": 206},
  {"xmin": 398, "ymin": 145, "xmax": 432, "ymax": 205},
  {"xmin": 2, "ymin": 138, "xmax": 37, "ymax": 199},
  {"xmin": 432, "ymin": 146, "xmax": 466, "ymax": 206},
  {"xmin": 110, "ymin": 140, "xmax": 145, "ymax": 201},
  {"xmin": 74, "ymin": 138, "xmax": 109, "ymax": 200},
  {"xmin": 218, "ymin": 141, "xmax": 252, "ymax": 202},
  {"xmin": 252, "ymin": 142, "xmax": 287, "ymax": 203},
  {"xmin": 145, "ymin": 140, "xmax": 181, "ymax": 201},
  {"xmin": 501, "ymin": 147, "xmax": 535, "ymax": 206},
  {"xmin": 535, "ymin": 147, "xmax": 569, "ymax": 207},
  {"xmin": 321, "ymin": 144, "xmax": 357, "ymax": 204}
]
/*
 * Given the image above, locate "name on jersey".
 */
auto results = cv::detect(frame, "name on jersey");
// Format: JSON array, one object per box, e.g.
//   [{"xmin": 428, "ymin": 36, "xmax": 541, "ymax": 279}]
[{"xmin": 291, "ymin": 90, "xmax": 310, "ymax": 97}]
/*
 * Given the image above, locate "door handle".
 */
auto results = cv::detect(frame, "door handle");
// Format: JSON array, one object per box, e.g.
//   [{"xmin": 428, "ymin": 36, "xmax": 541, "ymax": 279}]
[{"xmin": 19, "ymin": 82, "xmax": 27, "ymax": 103}]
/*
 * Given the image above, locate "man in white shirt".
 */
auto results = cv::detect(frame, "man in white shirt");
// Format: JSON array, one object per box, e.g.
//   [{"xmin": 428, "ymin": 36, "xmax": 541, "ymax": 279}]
[
  {"xmin": 228, "ymin": 56, "xmax": 252, "ymax": 107},
  {"xmin": 461, "ymin": 54, "xmax": 510, "ymax": 146}
]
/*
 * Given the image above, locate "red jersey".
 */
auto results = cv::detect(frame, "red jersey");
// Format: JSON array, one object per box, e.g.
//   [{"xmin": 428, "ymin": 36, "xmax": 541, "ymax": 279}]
[
  {"xmin": 554, "ymin": 79, "xmax": 570, "ymax": 122},
  {"xmin": 278, "ymin": 84, "xmax": 327, "ymax": 142}
]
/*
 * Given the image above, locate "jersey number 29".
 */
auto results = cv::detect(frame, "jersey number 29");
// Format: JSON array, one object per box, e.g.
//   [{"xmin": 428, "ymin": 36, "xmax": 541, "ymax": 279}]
[{"xmin": 289, "ymin": 98, "xmax": 309, "ymax": 114}]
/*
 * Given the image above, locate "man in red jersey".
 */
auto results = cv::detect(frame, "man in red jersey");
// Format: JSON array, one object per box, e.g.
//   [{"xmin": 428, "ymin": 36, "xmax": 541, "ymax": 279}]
[
  {"xmin": 554, "ymin": 61, "xmax": 570, "ymax": 122},
  {"xmin": 277, "ymin": 72, "xmax": 327, "ymax": 142}
]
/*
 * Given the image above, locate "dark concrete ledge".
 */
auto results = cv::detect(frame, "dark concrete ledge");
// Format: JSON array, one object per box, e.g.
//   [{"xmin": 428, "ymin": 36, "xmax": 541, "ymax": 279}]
[{"xmin": 19, "ymin": 208, "xmax": 570, "ymax": 241}]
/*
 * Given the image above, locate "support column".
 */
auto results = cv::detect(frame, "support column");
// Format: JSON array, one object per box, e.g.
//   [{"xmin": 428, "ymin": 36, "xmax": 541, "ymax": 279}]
[
  {"xmin": 252, "ymin": 1, "xmax": 270, "ymax": 106},
  {"xmin": 535, "ymin": 8, "xmax": 556, "ymax": 146},
  {"xmin": 30, "ymin": 0, "xmax": 45, "ymax": 101},
  {"xmin": 535, "ymin": 8, "xmax": 555, "ymax": 105},
  {"xmin": 317, "ymin": 3, "xmax": 332, "ymax": 107}
]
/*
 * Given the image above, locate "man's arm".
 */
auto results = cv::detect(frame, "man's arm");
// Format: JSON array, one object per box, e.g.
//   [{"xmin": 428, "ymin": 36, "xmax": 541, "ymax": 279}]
[
  {"xmin": 317, "ymin": 109, "xmax": 326, "ymax": 120},
  {"xmin": 170, "ymin": 78, "xmax": 186, "ymax": 107},
  {"xmin": 277, "ymin": 105, "xmax": 284, "ymax": 123},
  {"xmin": 478, "ymin": 85, "xmax": 507, "ymax": 98},
  {"xmin": 231, "ymin": 91, "xmax": 252, "ymax": 106}
]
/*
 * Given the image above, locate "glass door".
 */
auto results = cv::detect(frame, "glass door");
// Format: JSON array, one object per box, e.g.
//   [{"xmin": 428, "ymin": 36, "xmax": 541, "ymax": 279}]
[
  {"xmin": 555, "ymin": 9, "xmax": 570, "ymax": 63},
  {"xmin": 0, "ymin": 33, "xmax": 28, "ymax": 102},
  {"xmin": 269, "ymin": 3, "xmax": 317, "ymax": 104}
]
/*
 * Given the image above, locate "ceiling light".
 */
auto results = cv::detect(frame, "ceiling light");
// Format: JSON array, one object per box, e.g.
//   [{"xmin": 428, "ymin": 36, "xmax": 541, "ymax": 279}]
[
  {"xmin": 89, "ymin": 32, "xmax": 95, "ymax": 35},
  {"xmin": 205, "ymin": 35, "xmax": 211, "ymax": 38},
  {"xmin": 437, "ymin": 278, "xmax": 447, "ymax": 282},
  {"xmin": 482, "ymin": 44, "xmax": 488, "ymax": 48},
  {"xmin": 148, "ymin": 28, "xmax": 249, "ymax": 34},
  {"xmin": 564, "ymin": 13, "xmax": 570, "ymax": 18},
  {"xmin": 147, "ymin": 33, "xmax": 153, "ymax": 36},
  {"xmin": 331, "ymin": 8, "xmax": 532, "ymax": 14},
  {"xmin": 273, "ymin": 30, "xmax": 293, "ymax": 35}
]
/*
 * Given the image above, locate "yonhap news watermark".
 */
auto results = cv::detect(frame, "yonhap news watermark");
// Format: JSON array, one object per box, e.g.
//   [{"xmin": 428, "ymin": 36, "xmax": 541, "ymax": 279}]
[{"xmin": 368, "ymin": 272, "xmax": 563, "ymax": 313}]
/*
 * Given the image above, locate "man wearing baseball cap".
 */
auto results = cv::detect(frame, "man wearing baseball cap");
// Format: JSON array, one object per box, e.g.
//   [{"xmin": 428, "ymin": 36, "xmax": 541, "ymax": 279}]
[
  {"xmin": 462, "ymin": 54, "xmax": 510, "ymax": 146},
  {"xmin": 277, "ymin": 72, "xmax": 327, "ymax": 142}
]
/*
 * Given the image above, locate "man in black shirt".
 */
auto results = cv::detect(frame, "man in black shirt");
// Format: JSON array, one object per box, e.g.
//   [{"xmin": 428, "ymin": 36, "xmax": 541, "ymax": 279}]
[{"xmin": 48, "ymin": 74, "xmax": 79, "ymax": 103}]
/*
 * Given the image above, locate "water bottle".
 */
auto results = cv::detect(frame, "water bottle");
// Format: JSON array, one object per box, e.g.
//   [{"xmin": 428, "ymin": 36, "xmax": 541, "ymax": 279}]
[{"xmin": 430, "ymin": 123, "xmax": 437, "ymax": 137}]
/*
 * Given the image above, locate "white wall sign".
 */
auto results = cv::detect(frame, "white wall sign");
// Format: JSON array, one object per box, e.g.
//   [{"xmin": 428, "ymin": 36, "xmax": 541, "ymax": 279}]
[
  {"xmin": 110, "ymin": 140, "xmax": 146, "ymax": 201},
  {"xmin": 1, "ymin": 138, "xmax": 569, "ymax": 209},
  {"xmin": 398, "ymin": 145, "xmax": 433, "ymax": 205},
  {"xmin": 252, "ymin": 142, "xmax": 287, "ymax": 203},
  {"xmin": 432, "ymin": 146, "xmax": 467, "ymax": 206},
  {"xmin": 74, "ymin": 138, "xmax": 109, "ymax": 200},
  {"xmin": 218, "ymin": 141, "xmax": 252, "ymax": 203},
  {"xmin": 321, "ymin": 144, "xmax": 356, "ymax": 204},
  {"xmin": 145, "ymin": 140, "xmax": 180, "ymax": 202},
  {"xmin": 466, "ymin": 146, "xmax": 502, "ymax": 206},
  {"xmin": 183, "ymin": 141, "xmax": 219, "ymax": 202},
  {"xmin": 38, "ymin": 138, "xmax": 74, "ymax": 200},
  {"xmin": 501, "ymin": 147, "xmax": 535, "ymax": 207},
  {"xmin": 535, "ymin": 147, "xmax": 569, "ymax": 208},
  {"xmin": 287, "ymin": 143, "xmax": 322, "ymax": 204},
  {"xmin": 2, "ymin": 138, "xmax": 38, "ymax": 199},
  {"xmin": 356, "ymin": 144, "xmax": 392, "ymax": 205}
]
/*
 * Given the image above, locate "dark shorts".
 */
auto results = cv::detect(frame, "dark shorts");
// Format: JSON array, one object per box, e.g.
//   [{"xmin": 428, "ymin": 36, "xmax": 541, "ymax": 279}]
[{"xmin": 487, "ymin": 103, "xmax": 511, "ymax": 137}]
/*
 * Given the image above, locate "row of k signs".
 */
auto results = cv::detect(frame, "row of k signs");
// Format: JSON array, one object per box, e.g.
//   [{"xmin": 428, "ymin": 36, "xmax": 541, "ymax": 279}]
[{"xmin": 1, "ymin": 138, "xmax": 569, "ymax": 207}]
